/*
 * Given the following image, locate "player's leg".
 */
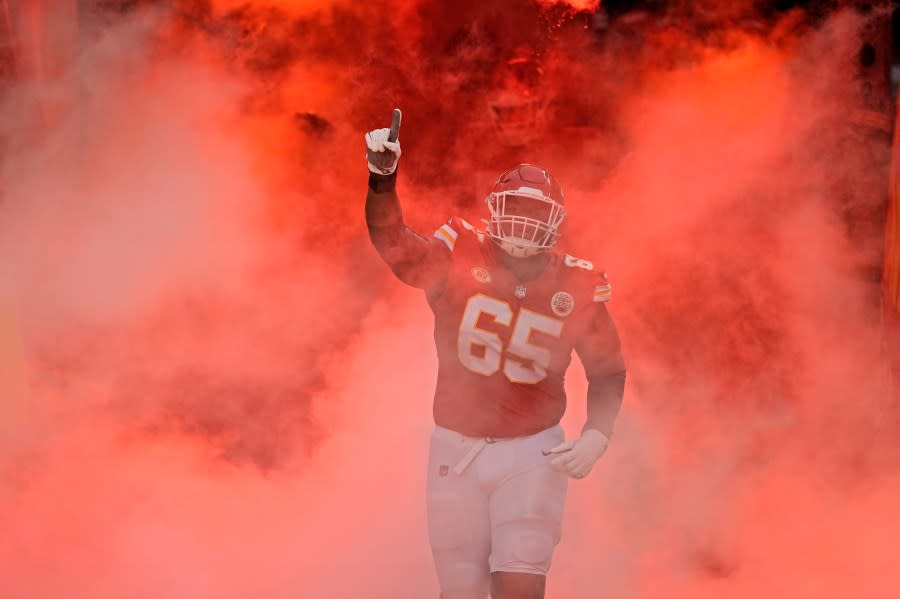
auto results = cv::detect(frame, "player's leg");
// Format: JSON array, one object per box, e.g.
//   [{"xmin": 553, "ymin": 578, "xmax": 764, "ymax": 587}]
[
  {"xmin": 489, "ymin": 571, "xmax": 546, "ymax": 599},
  {"xmin": 427, "ymin": 428, "xmax": 492, "ymax": 599},
  {"xmin": 487, "ymin": 426, "xmax": 568, "ymax": 599}
]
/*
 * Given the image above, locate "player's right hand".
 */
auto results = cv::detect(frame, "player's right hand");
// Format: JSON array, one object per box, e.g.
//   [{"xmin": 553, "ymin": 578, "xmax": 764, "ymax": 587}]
[{"xmin": 365, "ymin": 108, "xmax": 402, "ymax": 175}]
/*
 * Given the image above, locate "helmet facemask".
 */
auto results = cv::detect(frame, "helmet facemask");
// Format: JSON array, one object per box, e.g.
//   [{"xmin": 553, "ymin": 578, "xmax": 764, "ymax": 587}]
[{"xmin": 485, "ymin": 189, "xmax": 566, "ymax": 258}]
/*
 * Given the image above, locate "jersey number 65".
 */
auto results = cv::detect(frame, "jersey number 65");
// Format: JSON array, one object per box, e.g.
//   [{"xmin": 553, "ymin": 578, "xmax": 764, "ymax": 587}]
[{"xmin": 457, "ymin": 293, "xmax": 563, "ymax": 385}]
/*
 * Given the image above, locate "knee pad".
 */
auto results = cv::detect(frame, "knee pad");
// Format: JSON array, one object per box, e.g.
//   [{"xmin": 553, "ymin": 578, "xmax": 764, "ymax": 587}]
[
  {"xmin": 490, "ymin": 519, "xmax": 559, "ymax": 574},
  {"xmin": 510, "ymin": 529, "xmax": 556, "ymax": 566}
]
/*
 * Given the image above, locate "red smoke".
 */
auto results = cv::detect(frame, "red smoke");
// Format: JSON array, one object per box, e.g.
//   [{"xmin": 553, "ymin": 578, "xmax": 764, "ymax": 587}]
[{"xmin": 1, "ymin": 1, "xmax": 898, "ymax": 597}]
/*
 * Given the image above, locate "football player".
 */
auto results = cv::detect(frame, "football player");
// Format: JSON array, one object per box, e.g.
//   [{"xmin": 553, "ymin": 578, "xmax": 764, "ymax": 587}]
[{"xmin": 364, "ymin": 109, "xmax": 626, "ymax": 599}]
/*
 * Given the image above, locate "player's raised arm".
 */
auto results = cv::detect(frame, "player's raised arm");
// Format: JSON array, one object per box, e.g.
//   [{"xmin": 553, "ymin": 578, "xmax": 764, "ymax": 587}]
[{"xmin": 364, "ymin": 109, "xmax": 450, "ymax": 289}]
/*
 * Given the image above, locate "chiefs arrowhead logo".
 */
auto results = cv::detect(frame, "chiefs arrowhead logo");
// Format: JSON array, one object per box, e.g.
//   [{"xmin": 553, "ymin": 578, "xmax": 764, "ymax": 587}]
[
  {"xmin": 471, "ymin": 267, "xmax": 492, "ymax": 283},
  {"xmin": 551, "ymin": 291, "xmax": 575, "ymax": 317}
]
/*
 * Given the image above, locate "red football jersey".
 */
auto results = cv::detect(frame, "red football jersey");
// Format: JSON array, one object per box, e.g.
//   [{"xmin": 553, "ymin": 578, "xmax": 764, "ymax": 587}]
[{"xmin": 426, "ymin": 218, "xmax": 616, "ymax": 438}]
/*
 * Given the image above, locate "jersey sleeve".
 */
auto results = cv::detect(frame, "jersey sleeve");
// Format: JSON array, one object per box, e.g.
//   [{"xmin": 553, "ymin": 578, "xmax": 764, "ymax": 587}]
[{"xmin": 365, "ymin": 172, "xmax": 451, "ymax": 290}]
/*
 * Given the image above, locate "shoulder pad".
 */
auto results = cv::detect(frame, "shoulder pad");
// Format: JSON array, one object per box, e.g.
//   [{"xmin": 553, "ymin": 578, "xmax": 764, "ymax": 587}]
[{"xmin": 563, "ymin": 253, "xmax": 595, "ymax": 272}]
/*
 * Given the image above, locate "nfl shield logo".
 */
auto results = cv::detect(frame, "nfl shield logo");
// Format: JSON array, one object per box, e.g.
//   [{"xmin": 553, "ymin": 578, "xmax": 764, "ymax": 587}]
[{"xmin": 515, "ymin": 285, "xmax": 527, "ymax": 299}]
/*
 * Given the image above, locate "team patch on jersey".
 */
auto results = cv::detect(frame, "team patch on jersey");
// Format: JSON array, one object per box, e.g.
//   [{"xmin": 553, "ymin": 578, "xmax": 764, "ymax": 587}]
[
  {"xmin": 550, "ymin": 291, "xmax": 575, "ymax": 317},
  {"xmin": 471, "ymin": 267, "xmax": 492, "ymax": 283},
  {"xmin": 433, "ymin": 223, "xmax": 459, "ymax": 251}
]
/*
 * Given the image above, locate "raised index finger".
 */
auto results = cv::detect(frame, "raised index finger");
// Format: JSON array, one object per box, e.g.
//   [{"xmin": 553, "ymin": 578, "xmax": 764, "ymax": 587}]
[{"xmin": 388, "ymin": 108, "xmax": 402, "ymax": 142}]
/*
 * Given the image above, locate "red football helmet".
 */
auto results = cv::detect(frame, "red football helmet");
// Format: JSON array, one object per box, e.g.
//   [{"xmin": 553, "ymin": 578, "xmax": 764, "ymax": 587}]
[{"xmin": 485, "ymin": 164, "xmax": 566, "ymax": 258}]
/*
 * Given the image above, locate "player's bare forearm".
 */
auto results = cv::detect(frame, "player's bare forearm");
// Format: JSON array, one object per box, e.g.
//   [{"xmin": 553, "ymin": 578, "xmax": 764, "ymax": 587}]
[
  {"xmin": 366, "ymin": 171, "xmax": 402, "ymax": 227},
  {"xmin": 365, "ymin": 172, "xmax": 405, "ymax": 261},
  {"xmin": 366, "ymin": 177, "xmax": 410, "ymax": 267},
  {"xmin": 583, "ymin": 369, "xmax": 626, "ymax": 438}
]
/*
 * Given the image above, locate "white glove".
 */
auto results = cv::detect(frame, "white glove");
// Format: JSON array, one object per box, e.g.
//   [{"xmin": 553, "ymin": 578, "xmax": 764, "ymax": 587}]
[
  {"xmin": 365, "ymin": 109, "xmax": 402, "ymax": 175},
  {"xmin": 544, "ymin": 429, "xmax": 609, "ymax": 479}
]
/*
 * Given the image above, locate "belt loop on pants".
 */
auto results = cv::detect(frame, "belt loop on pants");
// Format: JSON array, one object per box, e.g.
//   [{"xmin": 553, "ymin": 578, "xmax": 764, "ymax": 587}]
[{"xmin": 451, "ymin": 437, "xmax": 494, "ymax": 475}]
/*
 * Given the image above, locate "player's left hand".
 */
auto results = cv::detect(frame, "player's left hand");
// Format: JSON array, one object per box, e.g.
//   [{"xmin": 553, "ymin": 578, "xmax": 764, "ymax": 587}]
[
  {"xmin": 365, "ymin": 108, "xmax": 402, "ymax": 175},
  {"xmin": 544, "ymin": 429, "xmax": 609, "ymax": 479}
]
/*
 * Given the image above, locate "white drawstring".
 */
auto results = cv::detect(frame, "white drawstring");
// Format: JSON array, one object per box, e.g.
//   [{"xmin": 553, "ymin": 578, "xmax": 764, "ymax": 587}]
[{"xmin": 451, "ymin": 437, "xmax": 497, "ymax": 475}]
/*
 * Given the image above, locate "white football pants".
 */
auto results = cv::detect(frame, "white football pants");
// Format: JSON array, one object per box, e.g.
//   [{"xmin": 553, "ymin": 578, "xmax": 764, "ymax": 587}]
[{"xmin": 426, "ymin": 424, "xmax": 568, "ymax": 598}]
